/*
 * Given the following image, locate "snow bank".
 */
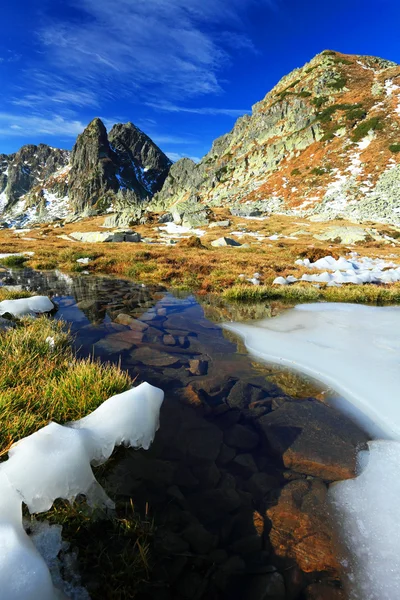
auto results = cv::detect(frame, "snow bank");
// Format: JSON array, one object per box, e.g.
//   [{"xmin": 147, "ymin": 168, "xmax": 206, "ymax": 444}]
[
  {"xmin": 0, "ymin": 296, "xmax": 55, "ymax": 317},
  {"xmin": 274, "ymin": 253, "xmax": 400, "ymax": 286},
  {"xmin": 0, "ymin": 382, "xmax": 164, "ymax": 599},
  {"xmin": 224, "ymin": 304, "xmax": 400, "ymax": 599},
  {"xmin": 330, "ymin": 440, "xmax": 400, "ymax": 600}
]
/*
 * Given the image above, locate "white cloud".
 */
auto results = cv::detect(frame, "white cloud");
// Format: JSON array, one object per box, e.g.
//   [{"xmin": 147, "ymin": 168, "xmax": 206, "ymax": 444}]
[
  {"xmin": 36, "ymin": 0, "xmax": 273, "ymax": 100},
  {"xmin": 146, "ymin": 101, "xmax": 249, "ymax": 117},
  {"xmin": 0, "ymin": 113, "xmax": 86, "ymax": 137}
]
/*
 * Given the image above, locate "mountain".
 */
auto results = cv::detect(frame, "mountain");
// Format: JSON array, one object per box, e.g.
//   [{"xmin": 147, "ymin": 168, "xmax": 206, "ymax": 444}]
[
  {"xmin": 0, "ymin": 145, "xmax": 70, "ymax": 218},
  {"xmin": 1, "ymin": 50, "xmax": 400, "ymax": 228},
  {"xmin": 0, "ymin": 119, "xmax": 172, "ymax": 226},
  {"xmin": 153, "ymin": 50, "xmax": 400, "ymax": 225}
]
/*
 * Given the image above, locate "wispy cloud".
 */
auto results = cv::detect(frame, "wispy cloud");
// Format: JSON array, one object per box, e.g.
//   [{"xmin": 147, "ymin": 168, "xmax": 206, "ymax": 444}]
[
  {"xmin": 35, "ymin": 0, "xmax": 273, "ymax": 101},
  {"xmin": 146, "ymin": 101, "xmax": 250, "ymax": 118},
  {"xmin": 0, "ymin": 113, "xmax": 87, "ymax": 137}
]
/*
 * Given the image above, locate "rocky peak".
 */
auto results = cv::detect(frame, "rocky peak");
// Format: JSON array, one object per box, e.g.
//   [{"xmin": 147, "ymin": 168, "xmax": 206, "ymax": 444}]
[
  {"xmin": 68, "ymin": 118, "xmax": 170, "ymax": 215},
  {"xmin": 1, "ymin": 144, "xmax": 69, "ymax": 210},
  {"xmin": 154, "ymin": 50, "xmax": 400, "ymax": 225},
  {"xmin": 109, "ymin": 122, "xmax": 172, "ymax": 195}
]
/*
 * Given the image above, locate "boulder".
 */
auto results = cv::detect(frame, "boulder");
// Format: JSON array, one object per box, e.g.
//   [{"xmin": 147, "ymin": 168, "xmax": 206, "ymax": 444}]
[
  {"xmin": 224, "ymin": 424, "xmax": 260, "ymax": 451},
  {"xmin": 209, "ymin": 220, "xmax": 231, "ymax": 228},
  {"xmin": 70, "ymin": 230, "xmax": 141, "ymax": 243},
  {"xmin": 257, "ymin": 399, "xmax": 368, "ymax": 480},
  {"xmin": 227, "ymin": 381, "xmax": 268, "ymax": 409},
  {"xmin": 267, "ymin": 479, "xmax": 339, "ymax": 574},
  {"xmin": 188, "ymin": 359, "xmax": 208, "ymax": 376},
  {"xmin": 211, "ymin": 237, "xmax": 242, "ymax": 247}
]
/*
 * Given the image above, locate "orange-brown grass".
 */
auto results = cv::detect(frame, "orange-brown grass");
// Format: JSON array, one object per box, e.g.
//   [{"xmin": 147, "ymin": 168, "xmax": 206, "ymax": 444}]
[{"xmin": 1, "ymin": 214, "xmax": 400, "ymax": 296}]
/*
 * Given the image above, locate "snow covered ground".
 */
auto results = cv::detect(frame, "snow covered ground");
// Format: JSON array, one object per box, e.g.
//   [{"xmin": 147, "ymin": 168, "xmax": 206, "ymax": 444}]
[
  {"xmin": 274, "ymin": 252, "xmax": 400, "ymax": 286},
  {"xmin": 0, "ymin": 382, "xmax": 164, "ymax": 599},
  {"xmin": 225, "ymin": 304, "xmax": 400, "ymax": 600}
]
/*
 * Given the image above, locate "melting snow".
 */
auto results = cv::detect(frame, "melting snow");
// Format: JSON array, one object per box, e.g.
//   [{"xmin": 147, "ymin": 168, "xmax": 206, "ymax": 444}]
[
  {"xmin": 159, "ymin": 222, "xmax": 205, "ymax": 237},
  {"xmin": 0, "ymin": 296, "xmax": 54, "ymax": 317},
  {"xmin": 224, "ymin": 304, "xmax": 400, "ymax": 600},
  {"xmin": 0, "ymin": 382, "xmax": 164, "ymax": 599},
  {"xmin": 274, "ymin": 254, "xmax": 400, "ymax": 286}
]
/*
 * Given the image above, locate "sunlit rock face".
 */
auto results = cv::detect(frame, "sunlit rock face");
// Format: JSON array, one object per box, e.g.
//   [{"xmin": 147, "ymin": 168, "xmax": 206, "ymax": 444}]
[{"xmin": 153, "ymin": 51, "xmax": 400, "ymax": 225}]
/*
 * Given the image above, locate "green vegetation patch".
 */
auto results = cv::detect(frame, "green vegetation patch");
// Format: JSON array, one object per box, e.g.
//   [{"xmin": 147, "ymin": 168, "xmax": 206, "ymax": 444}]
[
  {"xmin": 312, "ymin": 96, "xmax": 329, "ymax": 108},
  {"xmin": 389, "ymin": 144, "xmax": 400, "ymax": 153},
  {"xmin": 223, "ymin": 283, "xmax": 400, "ymax": 305},
  {"xmin": 327, "ymin": 76, "xmax": 347, "ymax": 90},
  {"xmin": 351, "ymin": 117, "xmax": 383, "ymax": 142},
  {"xmin": 311, "ymin": 166, "xmax": 331, "ymax": 176},
  {"xmin": 291, "ymin": 168, "xmax": 301, "ymax": 176},
  {"xmin": 0, "ymin": 255, "xmax": 29, "ymax": 268}
]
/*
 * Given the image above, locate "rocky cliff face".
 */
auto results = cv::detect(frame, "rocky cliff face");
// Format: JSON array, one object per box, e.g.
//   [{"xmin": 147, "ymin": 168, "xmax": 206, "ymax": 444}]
[
  {"xmin": 153, "ymin": 50, "xmax": 400, "ymax": 225},
  {"xmin": 109, "ymin": 122, "xmax": 172, "ymax": 196},
  {"xmin": 0, "ymin": 145, "xmax": 69, "ymax": 213},
  {"xmin": 68, "ymin": 117, "xmax": 149, "ymax": 214}
]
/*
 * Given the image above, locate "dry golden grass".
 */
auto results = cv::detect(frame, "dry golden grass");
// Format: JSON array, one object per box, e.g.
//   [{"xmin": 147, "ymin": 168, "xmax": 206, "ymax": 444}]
[
  {"xmin": 2, "ymin": 213, "xmax": 400, "ymax": 298},
  {"xmin": 0, "ymin": 316, "xmax": 131, "ymax": 455}
]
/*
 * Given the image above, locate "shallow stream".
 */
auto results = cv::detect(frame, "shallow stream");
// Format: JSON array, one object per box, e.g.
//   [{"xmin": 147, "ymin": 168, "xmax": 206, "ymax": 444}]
[{"xmin": 1, "ymin": 268, "xmax": 371, "ymax": 600}]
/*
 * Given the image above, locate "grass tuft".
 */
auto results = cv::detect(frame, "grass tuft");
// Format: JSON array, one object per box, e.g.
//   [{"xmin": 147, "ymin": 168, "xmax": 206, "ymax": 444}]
[
  {"xmin": 0, "ymin": 316, "xmax": 131, "ymax": 454},
  {"xmin": 0, "ymin": 255, "xmax": 29, "ymax": 267},
  {"xmin": 223, "ymin": 283, "xmax": 400, "ymax": 305}
]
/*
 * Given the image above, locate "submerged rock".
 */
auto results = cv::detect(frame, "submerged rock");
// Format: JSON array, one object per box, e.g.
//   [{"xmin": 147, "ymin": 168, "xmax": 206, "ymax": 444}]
[
  {"xmin": 267, "ymin": 479, "xmax": 339, "ymax": 574},
  {"xmin": 258, "ymin": 399, "xmax": 368, "ymax": 480}
]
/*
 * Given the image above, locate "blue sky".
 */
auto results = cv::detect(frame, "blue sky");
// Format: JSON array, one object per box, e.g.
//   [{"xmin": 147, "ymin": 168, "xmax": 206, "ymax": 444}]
[{"xmin": 1, "ymin": 0, "xmax": 399, "ymax": 161}]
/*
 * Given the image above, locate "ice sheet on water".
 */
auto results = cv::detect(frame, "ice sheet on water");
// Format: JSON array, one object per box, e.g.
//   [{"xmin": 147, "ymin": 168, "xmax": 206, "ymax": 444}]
[
  {"xmin": 0, "ymin": 295, "xmax": 55, "ymax": 317},
  {"xmin": 224, "ymin": 304, "xmax": 400, "ymax": 600},
  {"xmin": 224, "ymin": 303, "xmax": 400, "ymax": 439},
  {"xmin": 0, "ymin": 381, "xmax": 164, "ymax": 599}
]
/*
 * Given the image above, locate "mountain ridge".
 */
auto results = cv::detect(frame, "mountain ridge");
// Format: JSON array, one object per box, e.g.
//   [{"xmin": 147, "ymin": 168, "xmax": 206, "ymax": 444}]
[{"xmin": 1, "ymin": 49, "xmax": 400, "ymax": 227}]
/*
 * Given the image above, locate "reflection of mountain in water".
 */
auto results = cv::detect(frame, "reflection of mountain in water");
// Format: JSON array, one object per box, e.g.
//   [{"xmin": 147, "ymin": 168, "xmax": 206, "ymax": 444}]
[{"xmin": 1, "ymin": 268, "xmax": 165, "ymax": 324}]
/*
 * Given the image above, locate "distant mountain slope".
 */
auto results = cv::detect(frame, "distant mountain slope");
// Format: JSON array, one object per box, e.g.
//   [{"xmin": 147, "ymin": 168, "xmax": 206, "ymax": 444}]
[
  {"xmin": 0, "ymin": 119, "xmax": 172, "ymax": 226},
  {"xmin": 153, "ymin": 50, "xmax": 400, "ymax": 225}
]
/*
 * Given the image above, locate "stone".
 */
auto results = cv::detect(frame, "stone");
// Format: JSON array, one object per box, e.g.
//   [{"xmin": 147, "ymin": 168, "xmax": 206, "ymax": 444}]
[
  {"xmin": 227, "ymin": 380, "xmax": 266, "ymax": 409},
  {"xmin": 314, "ymin": 225, "xmax": 368, "ymax": 244},
  {"xmin": 114, "ymin": 314, "xmax": 149, "ymax": 331},
  {"xmin": 303, "ymin": 583, "xmax": 345, "ymax": 600},
  {"xmin": 211, "ymin": 237, "xmax": 242, "ymax": 247},
  {"xmin": 267, "ymin": 479, "xmax": 339, "ymax": 574},
  {"xmin": 209, "ymin": 220, "xmax": 231, "ymax": 228},
  {"xmin": 158, "ymin": 212, "xmax": 174, "ymax": 223},
  {"xmin": 252, "ymin": 510, "xmax": 265, "ymax": 536},
  {"xmin": 69, "ymin": 230, "xmax": 141, "ymax": 243},
  {"xmin": 216, "ymin": 443, "xmax": 236, "ymax": 466},
  {"xmin": 181, "ymin": 523, "xmax": 217, "ymax": 554},
  {"xmin": 231, "ymin": 453, "xmax": 258, "ymax": 478},
  {"xmin": 162, "ymin": 334, "xmax": 176, "ymax": 346},
  {"xmin": 224, "ymin": 424, "xmax": 260, "ymax": 451},
  {"xmin": 94, "ymin": 331, "xmax": 138, "ymax": 353},
  {"xmin": 0, "ymin": 317, "xmax": 16, "ymax": 331},
  {"xmin": 188, "ymin": 359, "xmax": 208, "ymax": 376},
  {"xmin": 129, "ymin": 346, "xmax": 182, "ymax": 367},
  {"xmin": 257, "ymin": 399, "xmax": 368, "ymax": 480},
  {"xmin": 245, "ymin": 473, "xmax": 280, "ymax": 501},
  {"xmin": 229, "ymin": 534, "xmax": 262, "ymax": 555}
]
